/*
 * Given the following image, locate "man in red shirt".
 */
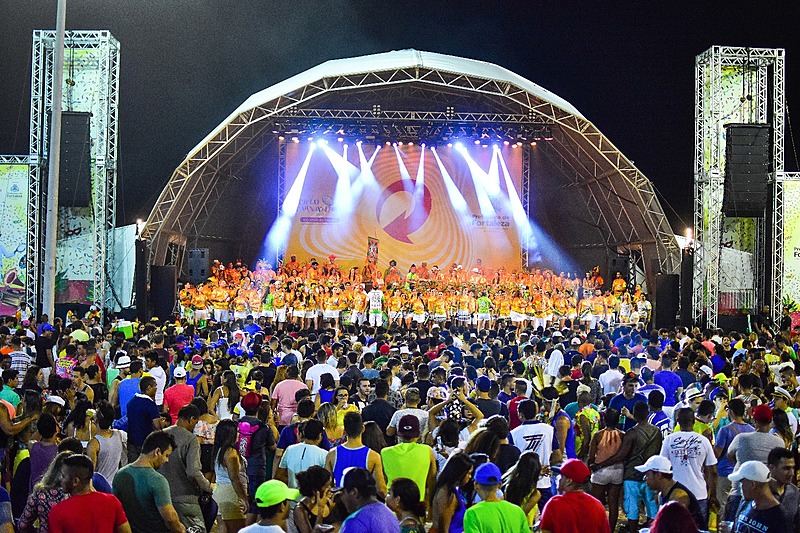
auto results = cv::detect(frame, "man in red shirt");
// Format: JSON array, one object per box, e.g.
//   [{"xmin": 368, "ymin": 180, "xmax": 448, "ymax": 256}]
[
  {"xmin": 163, "ymin": 367, "xmax": 195, "ymax": 425},
  {"xmin": 49, "ymin": 453, "xmax": 130, "ymax": 533},
  {"xmin": 540, "ymin": 458, "xmax": 610, "ymax": 533},
  {"xmin": 507, "ymin": 380, "xmax": 529, "ymax": 430}
]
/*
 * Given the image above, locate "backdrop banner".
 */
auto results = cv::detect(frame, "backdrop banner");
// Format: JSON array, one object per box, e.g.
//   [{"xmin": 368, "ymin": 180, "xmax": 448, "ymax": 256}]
[
  {"xmin": 0, "ymin": 163, "xmax": 29, "ymax": 315},
  {"xmin": 282, "ymin": 142, "xmax": 524, "ymax": 273}
]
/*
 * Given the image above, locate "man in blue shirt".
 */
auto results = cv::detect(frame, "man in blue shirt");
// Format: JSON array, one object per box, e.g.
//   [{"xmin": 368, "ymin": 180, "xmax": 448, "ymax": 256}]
[
  {"xmin": 609, "ymin": 373, "xmax": 648, "ymax": 432},
  {"xmin": 653, "ymin": 353, "xmax": 684, "ymax": 407},
  {"xmin": 126, "ymin": 375, "xmax": 165, "ymax": 462}
]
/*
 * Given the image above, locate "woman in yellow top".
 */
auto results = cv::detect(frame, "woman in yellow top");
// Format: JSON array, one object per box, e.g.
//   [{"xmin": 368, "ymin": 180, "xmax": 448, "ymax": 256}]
[{"xmin": 387, "ymin": 289, "xmax": 404, "ymax": 326}]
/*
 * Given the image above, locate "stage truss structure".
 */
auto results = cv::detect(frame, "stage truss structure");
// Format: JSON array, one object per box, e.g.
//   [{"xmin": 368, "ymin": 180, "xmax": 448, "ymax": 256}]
[
  {"xmin": 28, "ymin": 30, "xmax": 120, "ymax": 321},
  {"xmin": 143, "ymin": 50, "xmax": 680, "ymax": 287},
  {"xmin": 692, "ymin": 46, "xmax": 785, "ymax": 328}
]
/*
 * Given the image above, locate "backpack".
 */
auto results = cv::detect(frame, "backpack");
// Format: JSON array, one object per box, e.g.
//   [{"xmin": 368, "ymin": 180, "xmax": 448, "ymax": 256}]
[{"xmin": 237, "ymin": 420, "xmax": 262, "ymax": 458}]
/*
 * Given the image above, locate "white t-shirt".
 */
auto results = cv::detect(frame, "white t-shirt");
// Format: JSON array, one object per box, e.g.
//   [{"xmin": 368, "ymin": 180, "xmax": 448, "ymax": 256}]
[
  {"xmin": 305, "ymin": 363, "xmax": 339, "ymax": 395},
  {"xmin": 239, "ymin": 524, "xmax": 285, "ymax": 533},
  {"xmin": 599, "ymin": 368, "xmax": 623, "ymax": 395},
  {"xmin": 367, "ymin": 290, "xmax": 383, "ymax": 310},
  {"xmin": 389, "ymin": 408, "xmax": 429, "ymax": 432},
  {"xmin": 660, "ymin": 431, "xmax": 717, "ymax": 501},
  {"xmin": 510, "ymin": 421, "xmax": 554, "ymax": 489},
  {"xmin": 279, "ymin": 442, "xmax": 328, "ymax": 488},
  {"xmin": 148, "ymin": 365, "xmax": 167, "ymax": 405},
  {"xmin": 545, "ymin": 349, "xmax": 563, "ymax": 378}
]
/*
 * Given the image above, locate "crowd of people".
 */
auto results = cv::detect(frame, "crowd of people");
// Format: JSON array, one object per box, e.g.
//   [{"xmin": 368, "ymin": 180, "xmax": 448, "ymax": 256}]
[{"xmin": 0, "ymin": 255, "xmax": 798, "ymax": 533}]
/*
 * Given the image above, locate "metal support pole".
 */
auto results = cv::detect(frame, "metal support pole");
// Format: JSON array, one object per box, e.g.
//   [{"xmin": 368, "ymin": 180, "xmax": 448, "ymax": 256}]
[{"xmin": 42, "ymin": 0, "xmax": 66, "ymax": 319}]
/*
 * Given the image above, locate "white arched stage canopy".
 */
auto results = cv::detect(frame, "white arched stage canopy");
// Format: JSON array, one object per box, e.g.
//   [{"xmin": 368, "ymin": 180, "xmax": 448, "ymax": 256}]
[{"xmin": 142, "ymin": 49, "xmax": 680, "ymax": 289}]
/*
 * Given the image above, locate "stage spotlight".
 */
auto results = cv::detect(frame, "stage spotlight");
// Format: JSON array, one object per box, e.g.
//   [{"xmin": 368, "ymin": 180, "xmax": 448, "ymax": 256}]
[
  {"xmin": 455, "ymin": 142, "xmax": 464, "ymax": 151},
  {"xmin": 408, "ymin": 142, "xmax": 414, "ymax": 146},
  {"xmin": 356, "ymin": 140, "xmax": 362, "ymax": 146},
  {"xmin": 473, "ymin": 139, "xmax": 481, "ymax": 145},
  {"xmin": 308, "ymin": 137, "xmax": 314, "ymax": 142},
  {"xmin": 447, "ymin": 143, "xmax": 453, "ymax": 148},
  {"xmin": 292, "ymin": 137, "xmax": 299, "ymax": 143},
  {"xmin": 386, "ymin": 141, "xmax": 391, "ymax": 145},
  {"xmin": 420, "ymin": 142, "xmax": 426, "ymax": 148},
  {"xmin": 338, "ymin": 137, "xmax": 344, "ymax": 142},
  {"xmin": 503, "ymin": 141, "xmax": 509, "ymax": 146},
  {"xmin": 278, "ymin": 136, "xmax": 285, "ymax": 141},
  {"xmin": 531, "ymin": 142, "xmax": 536, "ymax": 146},
  {"xmin": 398, "ymin": 142, "xmax": 404, "ymax": 146}
]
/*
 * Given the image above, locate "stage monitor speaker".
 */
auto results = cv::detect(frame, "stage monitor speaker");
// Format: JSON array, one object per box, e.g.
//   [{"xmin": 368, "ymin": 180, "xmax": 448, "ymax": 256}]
[
  {"xmin": 58, "ymin": 111, "xmax": 92, "ymax": 207},
  {"xmin": 188, "ymin": 248, "xmax": 209, "ymax": 285},
  {"xmin": 723, "ymin": 123, "xmax": 771, "ymax": 217},
  {"xmin": 150, "ymin": 265, "xmax": 177, "ymax": 321},
  {"xmin": 655, "ymin": 274, "xmax": 679, "ymax": 329}
]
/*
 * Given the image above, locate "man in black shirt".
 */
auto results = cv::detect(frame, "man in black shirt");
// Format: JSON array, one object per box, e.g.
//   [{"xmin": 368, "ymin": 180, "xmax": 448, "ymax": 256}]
[
  {"xmin": 34, "ymin": 325, "xmax": 55, "ymax": 386},
  {"xmin": 726, "ymin": 460, "xmax": 789, "ymax": 533},
  {"xmin": 361, "ymin": 380, "xmax": 396, "ymax": 441},
  {"xmin": 247, "ymin": 353, "xmax": 277, "ymax": 390},
  {"xmin": 410, "ymin": 364, "xmax": 433, "ymax": 400},
  {"xmin": 473, "ymin": 376, "xmax": 507, "ymax": 418}
]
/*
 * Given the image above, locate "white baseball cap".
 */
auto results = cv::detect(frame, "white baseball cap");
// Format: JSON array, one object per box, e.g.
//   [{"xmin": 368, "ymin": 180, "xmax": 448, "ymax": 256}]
[
  {"xmin": 634, "ymin": 455, "xmax": 672, "ymax": 474},
  {"xmin": 173, "ymin": 367, "xmax": 187, "ymax": 379},
  {"xmin": 571, "ymin": 337, "xmax": 582, "ymax": 345},
  {"xmin": 728, "ymin": 460, "xmax": 770, "ymax": 483}
]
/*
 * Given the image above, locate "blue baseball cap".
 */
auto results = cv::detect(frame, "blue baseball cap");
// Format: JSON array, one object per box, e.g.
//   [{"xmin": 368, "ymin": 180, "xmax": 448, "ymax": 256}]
[{"xmin": 474, "ymin": 462, "xmax": 502, "ymax": 485}]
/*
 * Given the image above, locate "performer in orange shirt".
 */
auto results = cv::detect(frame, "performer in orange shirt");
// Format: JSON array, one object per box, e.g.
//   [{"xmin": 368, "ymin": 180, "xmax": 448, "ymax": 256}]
[{"xmin": 611, "ymin": 271, "xmax": 627, "ymax": 298}]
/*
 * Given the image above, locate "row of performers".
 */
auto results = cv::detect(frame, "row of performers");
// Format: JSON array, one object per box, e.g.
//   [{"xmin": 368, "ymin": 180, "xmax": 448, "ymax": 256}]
[
  {"xmin": 207, "ymin": 256, "xmax": 624, "ymax": 296},
  {"xmin": 178, "ymin": 278, "xmax": 651, "ymax": 330}
]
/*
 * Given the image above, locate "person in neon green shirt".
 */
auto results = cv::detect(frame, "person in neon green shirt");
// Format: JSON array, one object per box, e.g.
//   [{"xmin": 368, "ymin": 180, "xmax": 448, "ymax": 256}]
[
  {"xmin": 463, "ymin": 462, "xmax": 529, "ymax": 533},
  {"xmin": 380, "ymin": 414, "xmax": 436, "ymax": 504}
]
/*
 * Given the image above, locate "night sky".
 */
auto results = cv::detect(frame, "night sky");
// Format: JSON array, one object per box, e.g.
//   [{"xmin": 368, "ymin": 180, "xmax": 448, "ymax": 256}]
[{"xmin": 1, "ymin": 1, "xmax": 798, "ymax": 232}]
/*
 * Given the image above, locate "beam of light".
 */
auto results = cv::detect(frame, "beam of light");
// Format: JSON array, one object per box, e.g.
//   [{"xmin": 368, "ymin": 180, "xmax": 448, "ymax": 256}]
[
  {"xmin": 282, "ymin": 143, "xmax": 315, "ymax": 217},
  {"xmin": 353, "ymin": 143, "xmax": 380, "ymax": 197},
  {"xmin": 321, "ymin": 143, "xmax": 357, "ymax": 215},
  {"xmin": 457, "ymin": 145, "xmax": 496, "ymax": 217},
  {"xmin": 408, "ymin": 146, "xmax": 426, "ymax": 231},
  {"xmin": 393, "ymin": 144, "xmax": 414, "ymax": 191},
  {"xmin": 264, "ymin": 143, "xmax": 317, "ymax": 259},
  {"xmin": 497, "ymin": 147, "xmax": 532, "ymax": 243},
  {"xmin": 431, "ymin": 147, "xmax": 470, "ymax": 226}
]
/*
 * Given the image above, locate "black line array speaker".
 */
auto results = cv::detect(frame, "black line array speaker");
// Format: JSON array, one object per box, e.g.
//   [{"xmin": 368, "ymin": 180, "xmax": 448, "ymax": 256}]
[
  {"xmin": 59, "ymin": 111, "xmax": 92, "ymax": 207},
  {"xmin": 655, "ymin": 274, "xmax": 679, "ymax": 329},
  {"xmin": 608, "ymin": 254, "xmax": 630, "ymax": 285},
  {"xmin": 134, "ymin": 240, "xmax": 149, "ymax": 322},
  {"xmin": 188, "ymin": 248, "xmax": 210, "ymax": 285},
  {"xmin": 150, "ymin": 265, "xmax": 177, "ymax": 321},
  {"xmin": 724, "ymin": 123, "xmax": 771, "ymax": 217}
]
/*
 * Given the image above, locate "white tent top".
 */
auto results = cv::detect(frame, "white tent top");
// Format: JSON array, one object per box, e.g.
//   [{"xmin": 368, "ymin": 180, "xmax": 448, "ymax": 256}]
[{"xmin": 189, "ymin": 49, "xmax": 585, "ymax": 157}]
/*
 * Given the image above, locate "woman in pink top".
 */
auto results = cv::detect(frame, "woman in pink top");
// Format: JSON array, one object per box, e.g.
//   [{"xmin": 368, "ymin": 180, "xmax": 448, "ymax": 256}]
[{"xmin": 272, "ymin": 365, "xmax": 309, "ymax": 426}]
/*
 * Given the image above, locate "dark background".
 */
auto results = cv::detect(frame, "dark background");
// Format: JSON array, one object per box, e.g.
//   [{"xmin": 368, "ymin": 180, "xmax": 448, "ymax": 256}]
[{"xmin": 1, "ymin": 1, "xmax": 798, "ymax": 233}]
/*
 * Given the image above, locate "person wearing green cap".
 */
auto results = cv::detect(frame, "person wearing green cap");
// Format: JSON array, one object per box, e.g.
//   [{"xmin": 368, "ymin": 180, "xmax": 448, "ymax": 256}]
[{"xmin": 240, "ymin": 479, "xmax": 300, "ymax": 533}]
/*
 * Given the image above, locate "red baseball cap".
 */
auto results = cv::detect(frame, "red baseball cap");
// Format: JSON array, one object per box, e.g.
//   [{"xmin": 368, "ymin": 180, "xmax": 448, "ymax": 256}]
[
  {"xmin": 557, "ymin": 459, "xmax": 591, "ymax": 484},
  {"xmin": 752, "ymin": 404, "xmax": 773, "ymax": 424},
  {"xmin": 379, "ymin": 344, "xmax": 391, "ymax": 355}
]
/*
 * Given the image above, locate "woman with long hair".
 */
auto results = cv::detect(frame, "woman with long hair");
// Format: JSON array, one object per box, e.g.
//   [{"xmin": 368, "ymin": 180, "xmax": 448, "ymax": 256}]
[
  {"xmin": 316, "ymin": 373, "xmax": 336, "ymax": 406},
  {"xmin": 333, "ymin": 386, "xmax": 358, "ymax": 428},
  {"xmin": 18, "ymin": 451, "xmax": 71, "ymax": 532},
  {"xmin": 650, "ymin": 501, "xmax": 699, "ymax": 533},
  {"xmin": 430, "ymin": 453, "xmax": 474, "ymax": 533},
  {"xmin": 86, "ymin": 400, "xmax": 126, "ymax": 481},
  {"xmin": 208, "ymin": 370, "xmax": 241, "ymax": 420},
  {"xmin": 21, "ymin": 365, "xmax": 43, "ymax": 394},
  {"xmin": 192, "ymin": 397, "xmax": 219, "ymax": 482},
  {"xmin": 63, "ymin": 399, "xmax": 94, "ymax": 449},
  {"xmin": 212, "ymin": 419, "xmax": 249, "ymax": 533},
  {"xmin": 502, "ymin": 451, "xmax": 541, "ymax": 527},
  {"xmin": 362, "ymin": 421, "xmax": 387, "ymax": 454},
  {"xmin": 588, "ymin": 408, "xmax": 625, "ymax": 532},
  {"xmin": 316, "ymin": 402, "xmax": 342, "ymax": 442},
  {"xmin": 771, "ymin": 408, "xmax": 794, "ymax": 449},
  {"xmin": 387, "ymin": 477, "xmax": 427, "ymax": 533},
  {"xmin": 292, "ymin": 466, "xmax": 333, "ymax": 533}
]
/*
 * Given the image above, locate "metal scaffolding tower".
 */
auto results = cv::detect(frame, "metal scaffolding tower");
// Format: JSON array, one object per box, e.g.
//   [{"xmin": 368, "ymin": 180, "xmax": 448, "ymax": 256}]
[
  {"xmin": 28, "ymin": 30, "xmax": 120, "ymax": 321},
  {"xmin": 693, "ymin": 46, "xmax": 785, "ymax": 328}
]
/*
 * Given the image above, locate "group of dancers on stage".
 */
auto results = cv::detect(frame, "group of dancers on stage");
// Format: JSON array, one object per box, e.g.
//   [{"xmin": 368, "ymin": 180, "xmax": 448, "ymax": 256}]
[{"xmin": 178, "ymin": 254, "xmax": 652, "ymax": 331}]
